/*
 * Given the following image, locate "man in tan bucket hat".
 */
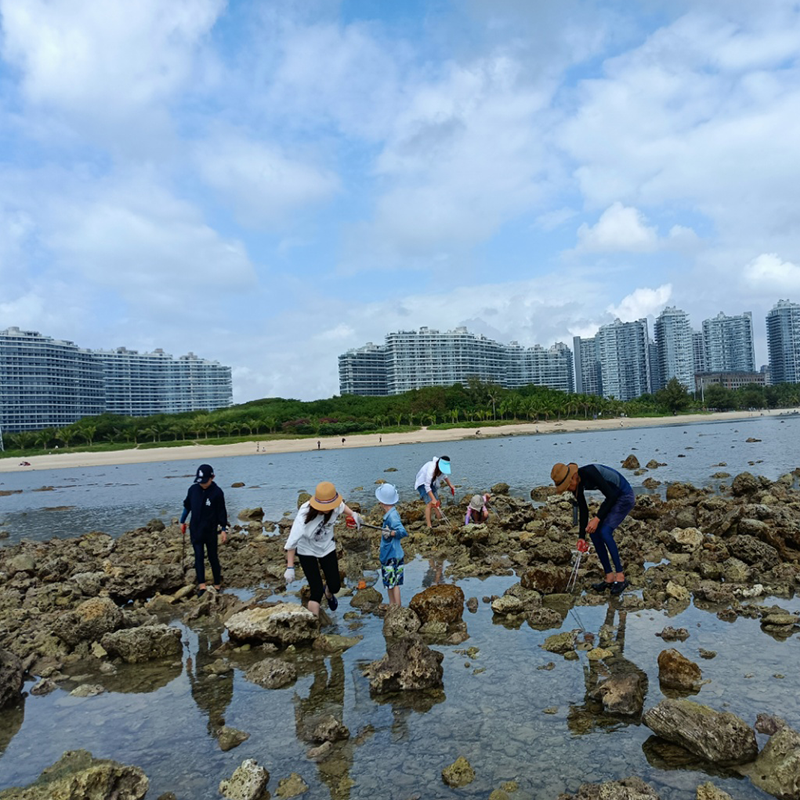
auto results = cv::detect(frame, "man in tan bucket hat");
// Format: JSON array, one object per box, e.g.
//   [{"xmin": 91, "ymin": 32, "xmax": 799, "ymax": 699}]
[{"xmin": 551, "ymin": 462, "xmax": 635, "ymax": 595}]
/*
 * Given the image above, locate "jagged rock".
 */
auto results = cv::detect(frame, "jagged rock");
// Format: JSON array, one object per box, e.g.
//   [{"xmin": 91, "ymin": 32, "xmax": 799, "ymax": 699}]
[
  {"xmin": 219, "ymin": 758, "xmax": 270, "ymax": 800},
  {"xmin": 237, "ymin": 507, "xmax": 264, "ymax": 522},
  {"xmin": 275, "ymin": 772, "xmax": 309, "ymax": 798},
  {"xmin": 732, "ymin": 472, "xmax": 760, "ymax": 496},
  {"xmin": 311, "ymin": 715, "xmax": 349, "ymax": 743},
  {"xmin": 643, "ymin": 699, "xmax": 758, "ymax": 765},
  {"xmin": 557, "ymin": 776, "xmax": 660, "ymax": 800},
  {"xmin": 382, "ymin": 605, "xmax": 421, "ymax": 638},
  {"xmin": 491, "ymin": 595, "xmax": 524, "ymax": 615},
  {"xmin": 245, "ymin": 657, "xmax": 297, "ymax": 689},
  {"xmin": 218, "ymin": 726, "xmax": 250, "ymax": 752},
  {"xmin": 591, "ymin": 672, "xmax": 647, "ymax": 716},
  {"xmin": 542, "ymin": 631, "xmax": 577, "ymax": 655},
  {"xmin": 621, "ymin": 454, "xmax": 640, "ymax": 470},
  {"xmin": 350, "ymin": 586, "xmax": 383, "ymax": 610},
  {"xmin": 520, "ymin": 564, "xmax": 570, "ymax": 594},
  {"xmin": 696, "ymin": 784, "xmax": 733, "ymax": 800},
  {"xmin": 657, "ymin": 649, "xmax": 702, "ymax": 691},
  {"xmin": 53, "ymin": 597, "xmax": 124, "ymax": 646},
  {"xmin": 668, "ymin": 528, "xmax": 704, "ymax": 553},
  {"xmin": 491, "ymin": 482, "xmax": 510, "ymax": 495},
  {"xmin": 666, "ymin": 482, "xmax": 698, "ymax": 501},
  {"xmin": 0, "ymin": 649, "xmax": 23, "ymax": 709},
  {"xmin": 466, "ymin": 597, "xmax": 478, "ymax": 613},
  {"xmin": 70, "ymin": 684, "xmax": 105, "ymax": 697},
  {"xmin": 30, "ymin": 678, "xmax": 57, "ymax": 696},
  {"xmin": 665, "ymin": 582, "xmax": 691, "ymax": 603},
  {"xmin": 362, "ymin": 635, "xmax": 444, "ymax": 692},
  {"xmin": 727, "ymin": 535, "xmax": 780, "ymax": 568},
  {"xmin": 755, "ymin": 713, "xmax": 788, "ymax": 735},
  {"xmin": 409, "ymin": 584, "xmax": 464, "ymax": 624},
  {"xmin": 0, "ymin": 749, "xmax": 148, "ymax": 799},
  {"xmin": 527, "ymin": 607, "xmax": 565, "ymax": 630},
  {"xmin": 646, "ymin": 460, "xmax": 666, "ymax": 469},
  {"xmin": 100, "ymin": 625, "xmax": 182, "ymax": 663},
  {"xmin": 722, "ymin": 557, "xmax": 752, "ymax": 583},
  {"xmin": 72, "ymin": 571, "xmax": 106, "ymax": 596},
  {"xmin": 656, "ymin": 627, "xmax": 689, "ymax": 642},
  {"xmin": 442, "ymin": 756, "xmax": 475, "ymax": 788},
  {"xmin": 744, "ymin": 725, "xmax": 800, "ymax": 799},
  {"xmin": 225, "ymin": 604, "xmax": 319, "ymax": 647},
  {"xmin": 312, "ymin": 634, "xmax": 362, "ymax": 652}
]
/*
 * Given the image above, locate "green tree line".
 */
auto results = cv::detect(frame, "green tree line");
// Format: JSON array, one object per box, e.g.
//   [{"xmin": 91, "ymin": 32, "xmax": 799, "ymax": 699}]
[{"xmin": 4, "ymin": 377, "xmax": 799, "ymax": 455}]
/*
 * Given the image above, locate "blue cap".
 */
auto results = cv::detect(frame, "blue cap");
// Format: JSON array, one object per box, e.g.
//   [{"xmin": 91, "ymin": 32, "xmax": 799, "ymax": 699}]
[
  {"xmin": 195, "ymin": 464, "xmax": 214, "ymax": 483},
  {"xmin": 438, "ymin": 456, "xmax": 451, "ymax": 475},
  {"xmin": 375, "ymin": 483, "xmax": 400, "ymax": 505}
]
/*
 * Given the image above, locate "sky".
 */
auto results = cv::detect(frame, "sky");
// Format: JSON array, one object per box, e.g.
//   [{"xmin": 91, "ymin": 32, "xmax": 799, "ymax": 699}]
[{"xmin": 1, "ymin": 0, "xmax": 800, "ymax": 403}]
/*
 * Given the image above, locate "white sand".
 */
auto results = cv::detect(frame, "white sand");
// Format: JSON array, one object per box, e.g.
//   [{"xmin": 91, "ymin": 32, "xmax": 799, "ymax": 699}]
[{"xmin": 1, "ymin": 409, "xmax": 785, "ymax": 474}]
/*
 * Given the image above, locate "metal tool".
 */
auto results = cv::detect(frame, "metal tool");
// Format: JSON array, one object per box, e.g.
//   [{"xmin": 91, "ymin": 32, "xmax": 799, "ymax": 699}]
[{"xmin": 566, "ymin": 539, "xmax": 590, "ymax": 593}]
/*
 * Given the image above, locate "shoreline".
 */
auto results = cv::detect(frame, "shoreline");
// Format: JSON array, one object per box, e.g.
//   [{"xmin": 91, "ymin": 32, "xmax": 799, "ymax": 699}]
[{"xmin": 1, "ymin": 408, "xmax": 791, "ymax": 474}]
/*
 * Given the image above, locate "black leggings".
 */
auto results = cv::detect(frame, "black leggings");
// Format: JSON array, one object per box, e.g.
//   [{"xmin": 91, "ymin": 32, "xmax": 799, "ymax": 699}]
[
  {"xmin": 192, "ymin": 530, "xmax": 221, "ymax": 585},
  {"xmin": 298, "ymin": 551, "xmax": 341, "ymax": 603}
]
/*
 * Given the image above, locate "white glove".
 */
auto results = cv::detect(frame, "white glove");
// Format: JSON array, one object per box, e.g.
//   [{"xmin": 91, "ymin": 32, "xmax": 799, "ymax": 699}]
[
  {"xmin": 382, "ymin": 527, "xmax": 393, "ymax": 541},
  {"xmin": 284, "ymin": 567, "xmax": 295, "ymax": 583},
  {"xmin": 352, "ymin": 512, "xmax": 362, "ymax": 530}
]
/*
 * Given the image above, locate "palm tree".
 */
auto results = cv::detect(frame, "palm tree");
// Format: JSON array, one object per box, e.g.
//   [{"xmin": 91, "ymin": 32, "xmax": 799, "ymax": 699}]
[
  {"xmin": 56, "ymin": 428, "xmax": 76, "ymax": 448},
  {"xmin": 36, "ymin": 429, "xmax": 54, "ymax": 451},
  {"xmin": 9, "ymin": 431, "xmax": 35, "ymax": 451},
  {"xmin": 80, "ymin": 424, "xmax": 98, "ymax": 445}
]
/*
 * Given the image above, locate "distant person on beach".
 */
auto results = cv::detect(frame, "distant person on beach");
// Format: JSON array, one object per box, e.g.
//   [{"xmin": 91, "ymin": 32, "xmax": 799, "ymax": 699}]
[
  {"xmin": 465, "ymin": 493, "xmax": 491, "ymax": 525},
  {"xmin": 317, "ymin": 440, "xmax": 321, "ymax": 450},
  {"xmin": 341, "ymin": 438, "xmax": 346, "ymax": 445},
  {"xmin": 375, "ymin": 483, "xmax": 408, "ymax": 606},
  {"xmin": 550, "ymin": 462, "xmax": 634, "ymax": 596},
  {"xmin": 180, "ymin": 464, "xmax": 229, "ymax": 596},
  {"xmin": 475, "ymin": 430, "xmax": 481, "ymax": 436},
  {"xmin": 284, "ymin": 481, "xmax": 361, "ymax": 617},
  {"xmin": 414, "ymin": 455, "xmax": 455, "ymax": 529}
]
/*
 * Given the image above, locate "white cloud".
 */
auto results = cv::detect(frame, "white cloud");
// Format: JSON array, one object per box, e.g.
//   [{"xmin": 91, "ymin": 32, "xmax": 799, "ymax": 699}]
[
  {"xmin": 607, "ymin": 284, "xmax": 672, "ymax": 322},
  {"xmin": 576, "ymin": 202, "xmax": 658, "ymax": 252},
  {"xmin": 743, "ymin": 253, "xmax": 800, "ymax": 293},
  {"xmin": 194, "ymin": 133, "xmax": 339, "ymax": 227},
  {"xmin": 535, "ymin": 207, "xmax": 578, "ymax": 231}
]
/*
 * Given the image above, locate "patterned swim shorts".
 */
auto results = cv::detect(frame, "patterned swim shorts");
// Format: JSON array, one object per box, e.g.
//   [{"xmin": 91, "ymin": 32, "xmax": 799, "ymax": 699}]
[{"xmin": 381, "ymin": 557, "xmax": 405, "ymax": 588}]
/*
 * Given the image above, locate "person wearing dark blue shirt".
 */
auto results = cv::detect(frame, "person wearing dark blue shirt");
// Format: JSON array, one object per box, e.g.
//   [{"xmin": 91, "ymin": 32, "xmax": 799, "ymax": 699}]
[
  {"xmin": 180, "ymin": 463, "xmax": 229, "ymax": 596},
  {"xmin": 551, "ymin": 462, "xmax": 635, "ymax": 595}
]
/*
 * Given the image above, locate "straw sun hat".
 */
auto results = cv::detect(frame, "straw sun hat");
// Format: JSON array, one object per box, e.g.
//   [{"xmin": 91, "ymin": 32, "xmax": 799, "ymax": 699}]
[
  {"xmin": 309, "ymin": 481, "xmax": 343, "ymax": 511},
  {"xmin": 551, "ymin": 462, "xmax": 578, "ymax": 493}
]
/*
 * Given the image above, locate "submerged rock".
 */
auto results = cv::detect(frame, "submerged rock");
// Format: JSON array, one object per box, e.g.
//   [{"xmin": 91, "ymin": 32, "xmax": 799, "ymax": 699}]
[
  {"xmin": 275, "ymin": 772, "xmax": 309, "ymax": 798},
  {"xmin": 442, "ymin": 756, "xmax": 475, "ymax": 788},
  {"xmin": 100, "ymin": 625, "xmax": 182, "ymax": 664},
  {"xmin": 217, "ymin": 726, "xmax": 250, "ymax": 752},
  {"xmin": 657, "ymin": 649, "xmax": 703, "ymax": 691},
  {"xmin": 591, "ymin": 672, "xmax": 647, "ymax": 716},
  {"xmin": 225, "ymin": 604, "xmax": 319, "ymax": 647},
  {"xmin": 362, "ymin": 634, "xmax": 444, "ymax": 693},
  {"xmin": 245, "ymin": 657, "xmax": 297, "ymax": 689},
  {"xmin": 557, "ymin": 776, "xmax": 661, "ymax": 800},
  {"xmin": 219, "ymin": 758, "xmax": 270, "ymax": 800},
  {"xmin": 0, "ymin": 749, "xmax": 149, "ymax": 800}
]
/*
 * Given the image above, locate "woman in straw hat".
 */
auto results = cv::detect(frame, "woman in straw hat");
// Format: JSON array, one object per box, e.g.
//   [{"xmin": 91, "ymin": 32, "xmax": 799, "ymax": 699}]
[
  {"xmin": 550, "ymin": 462, "xmax": 635, "ymax": 595},
  {"xmin": 284, "ymin": 481, "xmax": 361, "ymax": 616}
]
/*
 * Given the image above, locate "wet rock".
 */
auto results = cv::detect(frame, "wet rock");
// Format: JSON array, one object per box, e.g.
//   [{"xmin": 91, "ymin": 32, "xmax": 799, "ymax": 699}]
[
  {"xmin": 621, "ymin": 454, "xmax": 640, "ymax": 470},
  {"xmin": 100, "ymin": 625, "xmax": 183, "ymax": 664},
  {"xmin": 245, "ymin": 657, "xmax": 297, "ymax": 689},
  {"xmin": 557, "ymin": 776, "xmax": 661, "ymax": 800},
  {"xmin": 591, "ymin": 672, "xmax": 647, "ymax": 716},
  {"xmin": 382, "ymin": 605, "xmax": 421, "ymax": 638},
  {"xmin": 237, "ymin": 507, "xmax": 264, "ymax": 522},
  {"xmin": 296, "ymin": 493, "xmax": 311, "ymax": 509},
  {"xmin": 646, "ymin": 460, "xmax": 666, "ymax": 469},
  {"xmin": 53, "ymin": 597, "xmax": 124, "ymax": 647},
  {"xmin": 466, "ymin": 597, "xmax": 478, "ymax": 613},
  {"xmin": 530, "ymin": 540, "xmax": 573, "ymax": 565},
  {"xmin": 7, "ymin": 553, "xmax": 36, "ymax": 576},
  {"xmin": 0, "ymin": 749, "xmax": 149, "ymax": 799},
  {"xmin": 665, "ymin": 582, "xmax": 691, "ymax": 603},
  {"xmin": 755, "ymin": 713, "xmax": 787, "ymax": 735},
  {"xmin": 0, "ymin": 649, "xmax": 23, "ymax": 709},
  {"xmin": 442, "ymin": 756, "xmax": 475, "ymax": 788},
  {"xmin": 72, "ymin": 571, "xmax": 106, "ymax": 597},
  {"xmin": 642, "ymin": 478, "xmax": 661, "ymax": 490},
  {"xmin": 657, "ymin": 648, "xmax": 703, "ymax": 691},
  {"xmin": 225, "ymin": 603, "xmax": 319, "ymax": 647},
  {"xmin": 696, "ymin": 783, "xmax": 733, "ymax": 800},
  {"xmin": 362, "ymin": 635, "xmax": 444, "ymax": 692},
  {"xmin": 542, "ymin": 631, "xmax": 577, "ymax": 655},
  {"xmin": 311, "ymin": 715, "xmax": 350, "ymax": 743},
  {"xmin": 491, "ymin": 595, "xmax": 524, "ymax": 615},
  {"xmin": 30, "ymin": 678, "xmax": 57, "ymax": 696},
  {"xmin": 520, "ymin": 564, "xmax": 570, "ymax": 595},
  {"xmin": 643, "ymin": 699, "xmax": 758, "ymax": 765},
  {"xmin": 722, "ymin": 557, "xmax": 752, "ymax": 584},
  {"xmin": 744, "ymin": 725, "xmax": 800, "ymax": 799},
  {"xmin": 761, "ymin": 612, "xmax": 799, "ymax": 627},
  {"xmin": 655, "ymin": 627, "xmax": 689, "ymax": 642},
  {"xmin": 312, "ymin": 634, "xmax": 362, "ymax": 652},
  {"xmin": 527, "ymin": 607, "xmax": 565, "ymax": 630},
  {"xmin": 218, "ymin": 726, "xmax": 250, "ymax": 752},
  {"xmin": 409, "ymin": 584, "xmax": 464, "ymax": 624},
  {"xmin": 732, "ymin": 472, "xmax": 760, "ymax": 496},
  {"xmin": 727, "ymin": 535, "xmax": 780, "ymax": 568},
  {"xmin": 668, "ymin": 527, "xmax": 704, "ymax": 553},
  {"xmin": 350, "ymin": 586, "xmax": 383, "ymax": 610},
  {"xmin": 276, "ymin": 772, "xmax": 309, "ymax": 798},
  {"xmin": 491, "ymin": 482, "xmax": 510, "ymax": 495},
  {"xmin": 666, "ymin": 482, "xmax": 699, "ymax": 501},
  {"xmin": 70, "ymin": 683, "xmax": 105, "ymax": 697},
  {"xmin": 699, "ymin": 649, "xmax": 717, "ymax": 659},
  {"xmin": 219, "ymin": 758, "xmax": 270, "ymax": 800}
]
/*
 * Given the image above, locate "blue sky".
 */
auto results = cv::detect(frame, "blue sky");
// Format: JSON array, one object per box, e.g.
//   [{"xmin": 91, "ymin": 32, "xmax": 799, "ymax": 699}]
[{"xmin": 2, "ymin": 0, "xmax": 800, "ymax": 402}]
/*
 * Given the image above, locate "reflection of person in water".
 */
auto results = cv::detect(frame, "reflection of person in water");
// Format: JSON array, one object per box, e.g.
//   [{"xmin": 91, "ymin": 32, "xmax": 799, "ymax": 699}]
[
  {"xmin": 186, "ymin": 628, "xmax": 233, "ymax": 738},
  {"xmin": 422, "ymin": 558, "xmax": 444, "ymax": 587},
  {"xmin": 567, "ymin": 605, "xmax": 648, "ymax": 735},
  {"xmin": 294, "ymin": 654, "xmax": 355, "ymax": 800}
]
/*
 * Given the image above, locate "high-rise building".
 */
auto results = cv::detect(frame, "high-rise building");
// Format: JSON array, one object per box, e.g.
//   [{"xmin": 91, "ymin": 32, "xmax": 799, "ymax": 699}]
[
  {"xmin": 702, "ymin": 311, "xmax": 755, "ymax": 373},
  {"xmin": 0, "ymin": 328, "xmax": 105, "ymax": 432},
  {"xmin": 573, "ymin": 336, "xmax": 602, "ymax": 396},
  {"xmin": 596, "ymin": 318, "xmax": 651, "ymax": 401},
  {"xmin": 339, "ymin": 327, "xmax": 574, "ymax": 396},
  {"xmin": 692, "ymin": 330, "xmax": 706, "ymax": 378},
  {"xmin": 767, "ymin": 299, "xmax": 800, "ymax": 384},
  {"xmin": 654, "ymin": 306, "xmax": 695, "ymax": 392},
  {"xmin": 338, "ymin": 343, "xmax": 388, "ymax": 396},
  {"xmin": 0, "ymin": 327, "xmax": 232, "ymax": 432},
  {"xmin": 649, "ymin": 340, "xmax": 662, "ymax": 393}
]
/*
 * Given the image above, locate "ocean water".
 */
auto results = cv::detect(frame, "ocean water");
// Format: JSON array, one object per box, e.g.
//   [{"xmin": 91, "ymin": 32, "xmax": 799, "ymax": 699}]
[{"xmin": 1, "ymin": 414, "xmax": 798, "ymax": 545}]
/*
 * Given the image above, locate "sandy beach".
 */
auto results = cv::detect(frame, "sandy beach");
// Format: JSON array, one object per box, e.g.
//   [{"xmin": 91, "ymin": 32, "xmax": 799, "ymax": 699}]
[{"xmin": 1, "ymin": 408, "xmax": 790, "ymax": 474}]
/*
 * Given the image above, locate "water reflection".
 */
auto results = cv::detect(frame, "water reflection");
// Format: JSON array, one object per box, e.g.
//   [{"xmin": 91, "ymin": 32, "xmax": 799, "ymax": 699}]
[
  {"xmin": 568, "ymin": 605, "xmax": 649, "ymax": 735},
  {"xmin": 0, "ymin": 698, "xmax": 24, "ymax": 758},
  {"xmin": 186, "ymin": 626, "xmax": 233, "ymax": 738}
]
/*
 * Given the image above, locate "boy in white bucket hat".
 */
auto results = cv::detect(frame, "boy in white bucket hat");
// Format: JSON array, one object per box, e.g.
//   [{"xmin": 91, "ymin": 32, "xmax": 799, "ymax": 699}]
[{"xmin": 375, "ymin": 483, "xmax": 408, "ymax": 606}]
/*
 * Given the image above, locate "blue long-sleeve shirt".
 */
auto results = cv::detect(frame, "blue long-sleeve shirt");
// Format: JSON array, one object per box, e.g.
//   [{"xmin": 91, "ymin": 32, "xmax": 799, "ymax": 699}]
[
  {"xmin": 180, "ymin": 482, "xmax": 229, "ymax": 542},
  {"xmin": 380, "ymin": 507, "xmax": 408, "ymax": 563},
  {"xmin": 575, "ymin": 464, "xmax": 633, "ymax": 536}
]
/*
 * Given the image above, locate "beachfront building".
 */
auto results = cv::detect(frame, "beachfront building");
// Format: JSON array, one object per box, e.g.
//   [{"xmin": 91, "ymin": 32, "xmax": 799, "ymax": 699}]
[
  {"xmin": 339, "ymin": 327, "xmax": 574, "ymax": 396},
  {"xmin": 702, "ymin": 311, "xmax": 756, "ymax": 373},
  {"xmin": 0, "ymin": 327, "xmax": 232, "ymax": 432},
  {"xmin": 767, "ymin": 299, "xmax": 800, "ymax": 384},
  {"xmin": 596, "ymin": 318, "xmax": 651, "ymax": 401},
  {"xmin": 693, "ymin": 331, "xmax": 706, "ymax": 378},
  {"xmin": 696, "ymin": 371, "xmax": 765, "ymax": 395},
  {"xmin": 573, "ymin": 335, "xmax": 602, "ymax": 396},
  {"xmin": 654, "ymin": 306, "xmax": 695, "ymax": 392}
]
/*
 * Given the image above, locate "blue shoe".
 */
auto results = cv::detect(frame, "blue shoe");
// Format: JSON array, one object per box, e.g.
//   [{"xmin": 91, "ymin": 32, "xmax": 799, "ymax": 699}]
[
  {"xmin": 327, "ymin": 593, "xmax": 339, "ymax": 611},
  {"xmin": 610, "ymin": 580, "xmax": 630, "ymax": 596}
]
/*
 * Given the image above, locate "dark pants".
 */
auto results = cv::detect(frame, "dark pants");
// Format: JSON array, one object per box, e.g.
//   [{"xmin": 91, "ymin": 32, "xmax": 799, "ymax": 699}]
[
  {"xmin": 298, "ymin": 551, "xmax": 341, "ymax": 603},
  {"xmin": 590, "ymin": 491, "xmax": 635, "ymax": 574},
  {"xmin": 192, "ymin": 529, "xmax": 221, "ymax": 585}
]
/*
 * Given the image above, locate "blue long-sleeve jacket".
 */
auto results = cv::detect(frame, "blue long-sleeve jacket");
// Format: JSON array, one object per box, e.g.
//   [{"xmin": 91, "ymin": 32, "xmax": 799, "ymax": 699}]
[
  {"xmin": 180, "ymin": 482, "xmax": 229, "ymax": 542},
  {"xmin": 575, "ymin": 464, "xmax": 633, "ymax": 536},
  {"xmin": 379, "ymin": 507, "xmax": 408, "ymax": 563}
]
